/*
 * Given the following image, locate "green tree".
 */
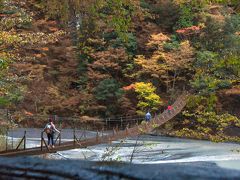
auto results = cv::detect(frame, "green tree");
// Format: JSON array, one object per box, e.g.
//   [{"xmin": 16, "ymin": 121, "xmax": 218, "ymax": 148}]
[
  {"xmin": 191, "ymin": 50, "xmax": 239, "ymax": 98},
  {"xmin": 151, "ymin": 0, "xmax": 180, "ymax": 30},
  {"xmin": 0, "ymin": 0, "xmax": 3, "ymax": 11},
  {"xmin": 94, "ymin": 78, "xmax": 124, "ymax": 116},
  {"xmin": 94, "ymin": 78, "xmax": 124, "ymax": 101},
  {"xmin": 199, "ymin": 15, "xmax": 240, "ymax": 55},
  {"xmin": 174, "ymin": 3, "xmax": 194, "ymax": 29}
]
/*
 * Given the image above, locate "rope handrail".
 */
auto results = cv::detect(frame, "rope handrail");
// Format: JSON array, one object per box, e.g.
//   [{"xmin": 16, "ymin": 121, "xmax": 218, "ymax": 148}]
[
  {"xmin": 2, "ymin": 93, "xmax": 189, "ymax": 122},
  {"xmin": 1, "ymin": 93, "xmax": 188, "ymax": 125},
  {"xmin": 0, "ymin": 92, "xmax": 189, "ymax": 156}
]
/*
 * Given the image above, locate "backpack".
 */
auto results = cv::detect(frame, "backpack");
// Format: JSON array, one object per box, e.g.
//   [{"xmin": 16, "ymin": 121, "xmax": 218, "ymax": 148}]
[{"xmin": 45, "ymin": 124, "xmax": 53, "ymax": 134}]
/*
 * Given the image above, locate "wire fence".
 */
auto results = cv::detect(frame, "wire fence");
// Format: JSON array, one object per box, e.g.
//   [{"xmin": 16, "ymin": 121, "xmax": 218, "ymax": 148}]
[
  {"xmin": 0, "ymin": 109, "xmax": 145, "ymax": 152},
  {"xmin": 0, "ymin": 109, "xmax": 144, "ymax": 130}
]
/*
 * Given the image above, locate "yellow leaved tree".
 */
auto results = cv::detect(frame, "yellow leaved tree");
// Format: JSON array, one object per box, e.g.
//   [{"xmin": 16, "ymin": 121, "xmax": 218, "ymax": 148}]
[{"xmin": 134, "ymin": 82, "xmax": 163, "ymax": 115}]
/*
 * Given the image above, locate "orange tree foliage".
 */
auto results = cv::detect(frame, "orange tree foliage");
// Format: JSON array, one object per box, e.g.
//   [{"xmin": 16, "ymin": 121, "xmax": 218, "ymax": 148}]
[
  {"xmin": 87, "ymin": 48, "xmax": 129, "ymax": 85},
  {"xmin": 134, "ymin": 33, "xmax": 194, "ymax": 93},
  {"xmin": 84, "ymin": 47, "xmax": 137, "ymax": 116},
  {"xmin": 2, "ymin": 0, "xmax": 239, "ymax": 122},
  {"xmin": 0, "ymin": 1, "xmax": 65, "ymax": 107}
]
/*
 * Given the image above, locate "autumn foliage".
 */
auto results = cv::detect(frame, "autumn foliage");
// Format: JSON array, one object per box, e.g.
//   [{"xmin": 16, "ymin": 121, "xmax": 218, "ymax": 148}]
[{"xmin": 0, "ymin": 0, "xmax": 240, "ymax": 141}]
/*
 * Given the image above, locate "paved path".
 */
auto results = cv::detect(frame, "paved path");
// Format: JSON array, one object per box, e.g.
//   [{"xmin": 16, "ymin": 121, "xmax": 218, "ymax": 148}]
[{"xmin": 8, "ymin": 128, "xmax": 106, "ymax": 140}]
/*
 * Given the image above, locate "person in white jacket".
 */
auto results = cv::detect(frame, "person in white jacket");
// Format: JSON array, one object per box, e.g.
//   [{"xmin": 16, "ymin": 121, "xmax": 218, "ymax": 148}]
[
  {"xmin": 145, "ymin": 111, "xmax": 152, "ymax": 122},
  {"xmin": 44, "ymin": 118, "xmax": 60, "ymax": 148}
]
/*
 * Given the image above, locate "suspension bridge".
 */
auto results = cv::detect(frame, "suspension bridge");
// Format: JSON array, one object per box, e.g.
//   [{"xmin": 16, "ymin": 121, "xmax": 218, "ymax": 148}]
[{"xmin": 0, "ymin": 92, "xmax": 188, "ymax": 157}]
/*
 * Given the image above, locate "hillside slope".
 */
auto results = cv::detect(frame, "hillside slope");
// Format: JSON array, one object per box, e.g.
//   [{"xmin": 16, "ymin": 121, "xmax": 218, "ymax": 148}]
[{"xmin": 0, "ymin": 0, "xmax": 239, "ymax": 141}]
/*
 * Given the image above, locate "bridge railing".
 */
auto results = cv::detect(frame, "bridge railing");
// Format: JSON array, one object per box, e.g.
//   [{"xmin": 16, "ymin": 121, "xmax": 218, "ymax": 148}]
[
  {"xmin": 0, "ymin": 109, "xmax": 144, "ymax": 130},
  {"xmin": 0, "ymin": 92, "xmax": 189, "ymax": 155},
  {"xmin": 0, "ymin": 92, "xmax": 189, "ymax": 153}
]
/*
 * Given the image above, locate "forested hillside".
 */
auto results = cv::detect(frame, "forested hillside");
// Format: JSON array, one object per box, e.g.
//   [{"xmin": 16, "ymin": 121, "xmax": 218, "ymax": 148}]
[{"xmin": 0, "ymin": 0, "xmax": 240, "ymax": 141}]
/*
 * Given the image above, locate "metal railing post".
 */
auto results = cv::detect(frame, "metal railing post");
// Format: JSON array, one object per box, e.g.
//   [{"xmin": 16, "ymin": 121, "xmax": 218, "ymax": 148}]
[
  {"xmin": 125, "ymin": 127, "xmax": 128, "ymax": 136},
  {"xmin": 120, "ymin": 117, "xmax": 123, "ymax": 130},
  {"xmin": 24, "ymin": 130, "xmax": 26, "ymax": 150},
  {"xmin": 73, "ymin": 128, "xmax": 76, "ymax": 146},
  {"xmin": 5, "ymin": 130, "xmax": 8, "ymax": 151},
  {"xmin": 6, "ymin": 109, "xmax": 10, "ymax": 122},
  {"xmin": 93, "ymin": 120, "xmax": 95, "ymax": 131},
  {"xmin": 112, "ymin": 127, "xmax": 116, "ymax": 136},
  {"xmin": 59, "ymin": 117, "xmax": 62, "ymax": 130},
  {"xmin": 41, "ymin": 132, "xmax": 43, "ymax": 151},
  {"xmin": 84, "ymin": 126, "xmax": 86, "ymax": 139},
  {"xmin": 96, "ymin": 131, "xmax": 99, "ymax": 143},
  {"xmin": 105, "ymin": 118, "xmax": 107, "ymax": 130},
  {"xmin": 59, "ymin": 131, "xmax": 61, "ymax": 146},
  {"xmin": 11, "ymin": 131, "xmax": 13, "ymax": 150}
]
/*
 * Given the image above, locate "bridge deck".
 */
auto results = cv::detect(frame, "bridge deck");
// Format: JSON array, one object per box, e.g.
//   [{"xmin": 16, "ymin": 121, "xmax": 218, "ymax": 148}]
[{"xmin": 0, "ymin": 93, "xmax": 188, "ymax": 157}]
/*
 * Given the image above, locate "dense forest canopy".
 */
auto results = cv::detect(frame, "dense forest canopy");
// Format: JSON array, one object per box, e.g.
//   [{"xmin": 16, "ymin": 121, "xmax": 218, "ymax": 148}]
[{"xmin": 0, "ymin": 0, "xmax": 240, "ymax": 141}]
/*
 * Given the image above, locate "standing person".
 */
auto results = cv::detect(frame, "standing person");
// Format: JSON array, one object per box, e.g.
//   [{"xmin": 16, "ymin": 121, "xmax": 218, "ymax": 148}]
[
  {"xmin": 167, "ymin": 105, "xmax": 173, "ymax": 113},
  {"xmin": 44, "ymin": 118, "xmax": 60, "ymax": 148},
  {"xmin": 145, "ymin": 111, "xmax": 152, "ymax": 122}
]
